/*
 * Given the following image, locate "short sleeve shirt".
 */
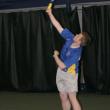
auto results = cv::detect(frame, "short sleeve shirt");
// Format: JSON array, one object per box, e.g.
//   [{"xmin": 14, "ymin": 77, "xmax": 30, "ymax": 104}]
[{"xmin": 60, "ymin": 28, "xmax": 82, "ymax": 74}]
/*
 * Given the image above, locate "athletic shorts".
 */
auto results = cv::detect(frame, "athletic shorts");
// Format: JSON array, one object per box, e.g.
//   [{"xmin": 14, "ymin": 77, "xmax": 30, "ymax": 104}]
[{"xmin": 56, "ymin": 68, "xmax": 78, "ymax": 93}]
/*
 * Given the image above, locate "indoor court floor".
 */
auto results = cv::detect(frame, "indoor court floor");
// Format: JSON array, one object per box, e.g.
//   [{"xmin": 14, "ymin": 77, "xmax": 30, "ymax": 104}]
[{"xmin": 0, "ymin": 92, "xmax": 110, "ymax": 110}]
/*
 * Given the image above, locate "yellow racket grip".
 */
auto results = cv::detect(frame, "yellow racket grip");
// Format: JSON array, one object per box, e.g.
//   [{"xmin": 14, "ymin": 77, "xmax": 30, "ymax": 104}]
[{"xmin": 47, "ymin": 3, "xmax": 53, "ymax": 9}]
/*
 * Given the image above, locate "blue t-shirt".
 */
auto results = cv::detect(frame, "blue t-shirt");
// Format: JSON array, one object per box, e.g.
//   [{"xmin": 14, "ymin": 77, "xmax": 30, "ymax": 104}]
[{"xmin": 60, "ymin": 28, "xmax": 82, "ymax": 76}]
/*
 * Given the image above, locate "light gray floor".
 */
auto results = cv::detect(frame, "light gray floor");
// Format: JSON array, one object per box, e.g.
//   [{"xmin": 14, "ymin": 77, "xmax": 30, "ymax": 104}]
[{"xmin": 0, "ymin": 92, "xmax": 110, "ymax": 110}]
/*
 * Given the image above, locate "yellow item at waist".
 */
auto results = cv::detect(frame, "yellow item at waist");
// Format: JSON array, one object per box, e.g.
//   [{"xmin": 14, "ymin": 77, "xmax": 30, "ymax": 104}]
[{"xmin": 67, "ymin": 64, "xmax": 76, "ymax": 76}]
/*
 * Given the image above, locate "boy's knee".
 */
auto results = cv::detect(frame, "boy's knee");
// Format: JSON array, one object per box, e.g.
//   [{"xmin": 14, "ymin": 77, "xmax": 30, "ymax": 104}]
[
  {"xmin": 68, "ymin": 92, "xmax": 77, "ymax": 99},
  {"xmin": 60, "ymin": 93, "xmax": 68, "ymax": 102}
]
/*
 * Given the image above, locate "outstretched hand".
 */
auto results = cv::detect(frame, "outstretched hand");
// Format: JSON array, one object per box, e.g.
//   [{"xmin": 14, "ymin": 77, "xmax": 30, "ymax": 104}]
[
  {"xmin": 46, "ymin": 8, "xmax": 52, "ymax": 15},
  {"xmin": 53, "ymin": 50, "xmax": 59, "ymax": 57}
]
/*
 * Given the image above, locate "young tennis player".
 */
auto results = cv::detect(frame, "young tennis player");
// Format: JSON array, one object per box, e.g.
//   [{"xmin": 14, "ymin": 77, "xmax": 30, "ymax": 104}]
[{"xmin": 46, "ymin": 8, "xmax": 91, "ymax": 110}]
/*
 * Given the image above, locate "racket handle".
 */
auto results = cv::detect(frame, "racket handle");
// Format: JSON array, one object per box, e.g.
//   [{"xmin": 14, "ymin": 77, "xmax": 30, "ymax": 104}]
[
  {"xmin": 47, "ymin": 3, "xmax": 53, "ymax": 9},
  {"xmin": 47, "ymin": 0, "xmax": 55, "ymax": 9}
]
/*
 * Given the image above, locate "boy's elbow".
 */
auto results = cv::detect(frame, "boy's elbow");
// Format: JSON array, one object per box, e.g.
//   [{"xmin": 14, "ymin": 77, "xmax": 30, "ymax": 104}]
[{"xmin": 59, "ymin": 64, "xmax": 66, "ymax": 70}]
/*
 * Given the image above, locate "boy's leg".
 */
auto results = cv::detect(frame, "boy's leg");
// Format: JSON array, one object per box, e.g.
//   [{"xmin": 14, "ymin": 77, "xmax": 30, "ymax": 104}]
[
  {"xmin": 68, "ymin": 92, "xmax": 81, "ymax": 110},
  {"xmin": 59, "ymin": 92, "xmax": 71, "ymax": 110}
]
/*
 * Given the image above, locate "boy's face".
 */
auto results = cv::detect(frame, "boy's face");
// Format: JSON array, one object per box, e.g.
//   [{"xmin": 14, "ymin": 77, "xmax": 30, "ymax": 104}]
[{"xmin": 73, "ymin": 33, "xmax": 83, "ymax": 45}]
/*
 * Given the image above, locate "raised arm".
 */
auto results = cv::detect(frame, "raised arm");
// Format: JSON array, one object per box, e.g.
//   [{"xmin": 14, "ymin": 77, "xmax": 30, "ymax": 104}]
[{"xmin": 46, "ymin": 9, "xmax": 63, "ymax": 33}]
